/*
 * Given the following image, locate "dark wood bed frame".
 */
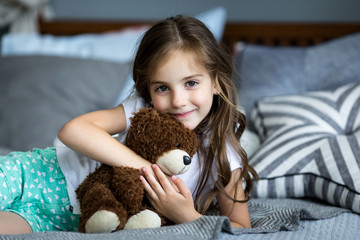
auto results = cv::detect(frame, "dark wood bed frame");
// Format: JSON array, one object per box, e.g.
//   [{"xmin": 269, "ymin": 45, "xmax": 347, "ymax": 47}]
[{"xmin": 38, "ymin": 18, "xmax": 360, "ymax": 50}]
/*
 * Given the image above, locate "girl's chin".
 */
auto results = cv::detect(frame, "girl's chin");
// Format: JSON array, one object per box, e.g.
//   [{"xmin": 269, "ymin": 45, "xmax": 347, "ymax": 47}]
[{"xmin": 181, "ymin": 121, "xmax": 197, "ymax": 131}]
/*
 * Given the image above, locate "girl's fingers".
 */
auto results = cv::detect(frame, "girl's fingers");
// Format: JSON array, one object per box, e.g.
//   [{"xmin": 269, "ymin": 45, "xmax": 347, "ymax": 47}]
[
  {"xmin": 145, "ymin": 192, "xmax": 158, "ymax": 209},
  {"xmin": 141, "ymin": 165, "xmax": 179, "ymax": 195},
  {"xmin": 141, "ymin": 165, "xmax": 197, "ymax": 223},
  {"xmin": 171, "ymin": 175, "xmax": 191, "ymax": 198},
  {"xmin": 141, "ymin": 166, "xmax": 166, "ymax": 196},
  {"xmin": 151, "ymin": 164, "xmax": 175, "ymax": 192},
  {"xmin": 140, "ymin": 175, "xmax": 159, "ymax": 202}
]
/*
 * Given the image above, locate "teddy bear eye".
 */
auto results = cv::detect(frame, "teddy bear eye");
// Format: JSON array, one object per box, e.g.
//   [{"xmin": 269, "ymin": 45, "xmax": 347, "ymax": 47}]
[{"xmin": 176, "ymin": 143, "xmax": 181, "ymax": 148}]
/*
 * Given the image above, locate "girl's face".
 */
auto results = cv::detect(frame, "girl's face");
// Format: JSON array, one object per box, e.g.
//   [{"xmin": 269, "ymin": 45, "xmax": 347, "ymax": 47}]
[{"xmin": 149, "ymin": 50, "xmax": 217, "ymax": 130}]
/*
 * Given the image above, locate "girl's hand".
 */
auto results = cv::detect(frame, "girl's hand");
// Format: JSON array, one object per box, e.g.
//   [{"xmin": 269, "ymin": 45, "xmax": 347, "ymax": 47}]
[{"xmin": 140, "ymin": 164, "xmax": 202, "ymax": 224}]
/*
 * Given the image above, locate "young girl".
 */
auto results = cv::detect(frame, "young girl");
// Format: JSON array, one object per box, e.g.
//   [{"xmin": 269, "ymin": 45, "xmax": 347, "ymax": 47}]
[{"xmin": 0, "ymin": 15, "xmax": 257, "ymax": 234}]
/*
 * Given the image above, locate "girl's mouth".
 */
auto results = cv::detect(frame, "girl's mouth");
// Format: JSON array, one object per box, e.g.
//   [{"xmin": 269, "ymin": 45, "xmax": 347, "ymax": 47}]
[{"xmin": 171, "ymin": 110, "xmax": 194, "ymax": 119}]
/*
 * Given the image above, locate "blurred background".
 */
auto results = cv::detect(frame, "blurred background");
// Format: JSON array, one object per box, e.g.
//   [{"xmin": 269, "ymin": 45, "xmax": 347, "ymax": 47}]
[
  {"xmin": 1, "ymin": 0, "xmax": 359, "ymax": 35},
  {"xmin": 49, "ymin": 0, "xmax": 360, "ymax": 22}
]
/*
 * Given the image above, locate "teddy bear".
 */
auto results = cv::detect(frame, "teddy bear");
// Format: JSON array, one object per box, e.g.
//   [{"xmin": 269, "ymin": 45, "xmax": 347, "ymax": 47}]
[{"xmin": 75, "ymin": 107, "xmax": 199, "ymax": 233}]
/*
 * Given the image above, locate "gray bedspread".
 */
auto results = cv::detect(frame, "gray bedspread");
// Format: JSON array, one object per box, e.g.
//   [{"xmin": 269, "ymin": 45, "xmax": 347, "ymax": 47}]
[
  {"xmin": 1, "ymin": 198, "xmax": 358, "ymax": 240},
  {"xmin": 0, "ymin": 147, "xmax": 12, "ymax": 155}
]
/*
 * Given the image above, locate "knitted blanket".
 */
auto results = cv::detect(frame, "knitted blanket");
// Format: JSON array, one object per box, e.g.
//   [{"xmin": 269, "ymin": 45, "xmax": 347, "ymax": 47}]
[{"xmin": 0, "ymin": 198, "xmax": 354, "ymax": 240}]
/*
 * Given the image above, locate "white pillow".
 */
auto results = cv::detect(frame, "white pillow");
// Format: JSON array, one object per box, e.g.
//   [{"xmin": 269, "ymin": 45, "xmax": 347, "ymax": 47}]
[
  {"xmin": 240, "ymin": 128, "xmax": 260, "ymax": 158},
  {"xmin": 194, "ymin": 6, "xmax": 226, "ymax": 42},
  {"xmin": 1, "ymin": 26, "xmax": 149, "ymax": 63},
  {"xmin": 1, "ymin": 7, "xmax": 227, "ymax": 62}
]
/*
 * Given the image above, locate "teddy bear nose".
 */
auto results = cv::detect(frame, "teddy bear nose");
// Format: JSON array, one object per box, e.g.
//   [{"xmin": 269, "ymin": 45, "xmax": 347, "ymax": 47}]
[{"xmin": 183, "ymin": 156, "xmax": 191, "ymax": 165}]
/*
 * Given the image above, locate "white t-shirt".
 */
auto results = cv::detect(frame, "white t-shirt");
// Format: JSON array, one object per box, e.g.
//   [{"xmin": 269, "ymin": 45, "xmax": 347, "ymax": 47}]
[{"xmin": 56, "ymin": 93, "xmax": 242, "ymax": 214}]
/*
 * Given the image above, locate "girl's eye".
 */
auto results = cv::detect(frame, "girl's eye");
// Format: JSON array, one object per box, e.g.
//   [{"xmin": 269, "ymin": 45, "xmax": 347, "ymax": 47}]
[
  {"xmin": 186, "ymin": 81, "xmax": 198, "ymax": 87},
  {"xmin": 156, "ymin": 85, "xmax": 169, "ymax": 92}
]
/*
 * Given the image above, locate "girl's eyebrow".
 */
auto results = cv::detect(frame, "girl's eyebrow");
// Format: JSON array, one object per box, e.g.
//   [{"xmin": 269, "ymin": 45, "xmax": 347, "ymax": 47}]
[
  {"xmin": 149, "ymin": 80, "xmax": 166, "ymax": 86},
  {"xmin": 183, "ymin": 74, "xmax": 203, "ymax": 80},
  {"xmin": 150, "ymin": 74, "xmax": 203, "ymax": 85}
]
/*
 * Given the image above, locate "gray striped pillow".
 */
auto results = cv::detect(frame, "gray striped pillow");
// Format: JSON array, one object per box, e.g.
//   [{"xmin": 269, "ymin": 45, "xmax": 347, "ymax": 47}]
[{"xmin": 250, "ymin": 81, "xmax": 360, "ymax": 213}]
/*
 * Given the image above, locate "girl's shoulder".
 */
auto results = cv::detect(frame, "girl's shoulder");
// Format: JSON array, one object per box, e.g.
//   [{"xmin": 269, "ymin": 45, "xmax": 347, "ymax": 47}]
[{"xmin": 201, "ymin": 133, "xmax": 243, "ymax": 170}]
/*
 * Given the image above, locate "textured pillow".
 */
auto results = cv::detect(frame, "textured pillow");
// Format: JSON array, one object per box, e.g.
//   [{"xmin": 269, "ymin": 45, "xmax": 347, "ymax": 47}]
[
  {"xmin": 235, "ymin": 32, "xmax": 360, "ymax": 126},
  {"xmin": 0, "ymin": 56, "xmax": 132, "ymax": 151},
  {"xmin": 250, "ymin": 81, "xmax": 360, "ymax": 213}
]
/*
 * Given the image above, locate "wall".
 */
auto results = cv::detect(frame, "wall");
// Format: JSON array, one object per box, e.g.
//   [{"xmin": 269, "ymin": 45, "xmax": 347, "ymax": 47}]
[{"xmin": 50, "ymin": 0, "xmax": 360, "ymax": 22}]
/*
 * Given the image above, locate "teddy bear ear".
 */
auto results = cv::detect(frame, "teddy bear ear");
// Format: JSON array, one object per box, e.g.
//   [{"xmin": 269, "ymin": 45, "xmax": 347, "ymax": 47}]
[
  {"xmin": 130, "ymin": 107, "xmax": 161, "ymax": 126},
  {"xmin": 145, "ymin": 108, "xmax": 160, "ymax": 118}
]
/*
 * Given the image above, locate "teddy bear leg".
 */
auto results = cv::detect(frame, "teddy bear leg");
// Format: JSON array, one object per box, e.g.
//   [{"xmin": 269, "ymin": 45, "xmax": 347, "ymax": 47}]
[
  {"xmin": 78, "ymin": 183, "xmax": 128, "ymax": 233},
  {"xmin": 85, "ymin": 210, "xmax": 121, "ymax": 233},
  {"xmin": 124, "ymin": 209, "xmax": 162, "ymax": 230}
]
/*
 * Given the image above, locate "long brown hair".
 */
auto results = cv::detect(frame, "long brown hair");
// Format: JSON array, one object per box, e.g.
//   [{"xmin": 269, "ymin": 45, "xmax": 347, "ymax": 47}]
[{"xmin": 133, "ymin": 15, "xmax": 258, "ymax": 214}]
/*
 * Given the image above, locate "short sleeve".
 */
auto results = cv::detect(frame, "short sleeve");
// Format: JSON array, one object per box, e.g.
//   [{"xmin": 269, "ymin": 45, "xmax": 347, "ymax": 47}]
[
  {"xmin": 121, "ymin": 93, "xmax": 149, "ymax": 132},
  {"xmin": 226, "ymin": 142, "xmax": 243, "ymax": 171}
]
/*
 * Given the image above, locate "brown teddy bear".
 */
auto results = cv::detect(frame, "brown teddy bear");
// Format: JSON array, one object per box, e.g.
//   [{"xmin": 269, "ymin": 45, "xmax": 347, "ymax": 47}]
[{"xmin": 75, "ymin": 108, "xmax": 199, "ymax": 233}]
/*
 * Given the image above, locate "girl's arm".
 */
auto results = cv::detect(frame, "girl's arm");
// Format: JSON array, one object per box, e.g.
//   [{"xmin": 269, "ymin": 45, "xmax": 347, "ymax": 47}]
[
  {"xmin": 217, "ymin": 168, "xmax": 252, "ymax": 228},
  {"xmin": 58, "ymin": 105, "xmax": 153, "ymax": 170}
]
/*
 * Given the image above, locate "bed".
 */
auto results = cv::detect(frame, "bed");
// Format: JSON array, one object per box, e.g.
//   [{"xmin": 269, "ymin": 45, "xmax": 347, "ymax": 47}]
[{"xmin": 0, "ymin": 7, "xmax": 360, "ymax": 239}]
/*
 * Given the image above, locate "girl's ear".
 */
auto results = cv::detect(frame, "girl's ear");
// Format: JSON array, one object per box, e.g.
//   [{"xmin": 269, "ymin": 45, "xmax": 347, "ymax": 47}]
[
  {"xmin": 213, "ymin": 84, "xmax": 221, "ymax": 95},
  {"xmin": 213, "ymin": 76, "xmax": 221, "ymax": 95}
]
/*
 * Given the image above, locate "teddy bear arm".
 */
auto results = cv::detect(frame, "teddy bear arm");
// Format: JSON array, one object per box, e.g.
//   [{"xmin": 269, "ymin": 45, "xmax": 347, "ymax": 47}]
[
  {"xmin": 112, "ymin": 166, "xmax": 145, "ymax": 214},
  {"xmin": 76, "ymin": 164, "xmax": 113, "ymax": 202},
  {"xmin": 78, "ymin": 183, "xmax": 128, "ymax": 232}
]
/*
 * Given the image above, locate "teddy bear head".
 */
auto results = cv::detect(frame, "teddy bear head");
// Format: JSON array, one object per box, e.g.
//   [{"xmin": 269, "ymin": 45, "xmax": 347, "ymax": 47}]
[{"xmin": 126, "ymin": 108, "xmax": 198, "ymax": 175}]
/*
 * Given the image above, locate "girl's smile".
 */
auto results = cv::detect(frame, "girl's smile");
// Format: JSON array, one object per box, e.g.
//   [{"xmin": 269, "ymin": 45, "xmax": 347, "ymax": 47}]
[
  {"xmin": 149, "ymin": 50, "xmax": 217, "ymax": 130},
  {"xmin": 170, "ymin": 110, "xmax": 195, "ymax": 119}
]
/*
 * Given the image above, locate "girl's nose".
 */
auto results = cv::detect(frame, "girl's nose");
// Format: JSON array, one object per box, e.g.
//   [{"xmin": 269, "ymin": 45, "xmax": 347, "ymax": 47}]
[{"xmin": 171, "ymin": 91, "xmax": 186, "ymax": 108}]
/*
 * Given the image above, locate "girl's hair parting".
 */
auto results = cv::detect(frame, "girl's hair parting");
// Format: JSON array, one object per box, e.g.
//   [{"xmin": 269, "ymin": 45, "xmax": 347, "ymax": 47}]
[{"xmin": 133, "ymin": 15, "xmax": 258, "ymax": 214}]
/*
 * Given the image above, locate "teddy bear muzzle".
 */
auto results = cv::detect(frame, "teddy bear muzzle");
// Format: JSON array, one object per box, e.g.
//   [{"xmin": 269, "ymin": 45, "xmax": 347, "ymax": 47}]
[{"xmin": 156, "ymin": 149, "xmax": 192, "ymax": 175}]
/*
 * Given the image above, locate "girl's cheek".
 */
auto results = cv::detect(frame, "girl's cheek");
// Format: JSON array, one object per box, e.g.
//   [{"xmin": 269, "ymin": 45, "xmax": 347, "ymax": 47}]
[
  {"xmin": 152, "ymin": 100, "xmax": 166, "ymax": 113},
  {"xmin": 152, "ymin": 95, "xmax": 169, "ymax": 110}
]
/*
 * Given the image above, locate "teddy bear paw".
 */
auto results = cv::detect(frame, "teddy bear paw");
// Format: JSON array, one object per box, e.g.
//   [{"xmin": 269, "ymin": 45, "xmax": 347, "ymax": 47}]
[
  {"xmin": 85, "ymin": 210, "xmax": 120, "ymax": 233},
  {"xmin": 124, "ymin": 209, "xmax": 161, "ymax": 230}
]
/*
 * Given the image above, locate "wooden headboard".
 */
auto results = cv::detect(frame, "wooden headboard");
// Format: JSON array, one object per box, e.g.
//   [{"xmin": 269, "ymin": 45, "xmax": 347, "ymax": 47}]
[
  {"xmin": 38, "ymin": 18, "xmax": 360, "ymax": 51},
  {"xmin": 222, "ymin": 22, "xmax": 360, "ymax": 48}
]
